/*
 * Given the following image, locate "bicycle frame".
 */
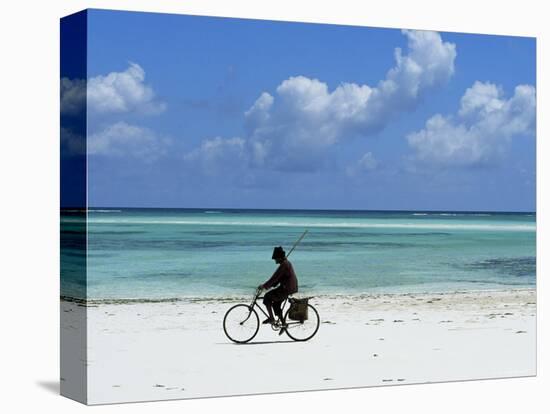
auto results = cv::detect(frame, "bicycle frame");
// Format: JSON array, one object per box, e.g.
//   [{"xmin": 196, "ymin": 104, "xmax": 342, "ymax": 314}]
[
  {"xmin": 246, "ymin": 289, "xmax": 305, "ymax": 329},
  {"xmin": 247, "ymin": 290, "xmax": 288, "ymax": 320}
]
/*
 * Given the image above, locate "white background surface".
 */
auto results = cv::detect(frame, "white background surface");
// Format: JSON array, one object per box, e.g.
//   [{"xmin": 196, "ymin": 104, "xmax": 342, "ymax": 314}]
[{"xmin": 0, "ymin": 0, "xmax": 547, "ymax": 412}]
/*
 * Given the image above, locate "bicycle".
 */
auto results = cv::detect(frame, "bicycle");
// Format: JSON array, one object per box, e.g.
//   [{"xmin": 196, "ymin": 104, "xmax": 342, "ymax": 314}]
[{"xmin": 223, "ymin": 287, "xmax": 320, "ymax": 343}]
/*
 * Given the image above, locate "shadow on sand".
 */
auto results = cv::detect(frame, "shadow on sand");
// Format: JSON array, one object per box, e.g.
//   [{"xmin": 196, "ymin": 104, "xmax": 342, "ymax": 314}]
[
  {"xmin": 218, "ymin": 340, "xmax": 296, "ymax": 345},
  {"xmin": 36, "ymin": 380, "xmax": 60, "ymax": 395}
]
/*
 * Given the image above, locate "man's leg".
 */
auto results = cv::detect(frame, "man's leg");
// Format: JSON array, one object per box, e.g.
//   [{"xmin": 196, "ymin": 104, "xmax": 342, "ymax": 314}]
[
  {"xmin": 262, "ymin": 292, "xmax": 275, "ymax": 323},
  {"xmin": 270, "ymin": 287, "xmax": 288, "ymax": 322},
  {"xmin": 273, "ymin": 295, "xmax": 289, "ymax": 335},
  {"xmin": 272, "ymin": 300, "xmax": 283, "ymax": 320}
]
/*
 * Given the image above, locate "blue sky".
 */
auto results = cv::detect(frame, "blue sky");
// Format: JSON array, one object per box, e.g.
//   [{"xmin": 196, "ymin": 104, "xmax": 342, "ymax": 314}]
[{"xmin": 65, "ymin": 9, "xmax": 536, "ymax": 211}]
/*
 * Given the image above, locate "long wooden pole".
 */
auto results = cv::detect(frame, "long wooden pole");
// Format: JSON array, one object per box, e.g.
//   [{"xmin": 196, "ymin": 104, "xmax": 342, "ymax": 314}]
[{"xmin": 286, "ymin": 230, "xmax": 308, "ymax": 258}]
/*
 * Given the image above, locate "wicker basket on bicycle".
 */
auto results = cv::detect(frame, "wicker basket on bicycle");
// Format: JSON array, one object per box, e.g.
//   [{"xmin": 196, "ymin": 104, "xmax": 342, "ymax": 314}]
[{"xmin": 288, "ymin": 298, "xmax": 309, "ymax": 321}]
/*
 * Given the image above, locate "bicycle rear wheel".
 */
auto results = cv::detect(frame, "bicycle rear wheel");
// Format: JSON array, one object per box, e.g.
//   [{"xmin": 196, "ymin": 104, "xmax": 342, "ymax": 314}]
[
  {"xmin": 223, "ymin": 304, "xmax": 259, "ymax": 343},
  {"xmin": 284, "ymin": 304, "xmax": 320, "ymax": 341}
]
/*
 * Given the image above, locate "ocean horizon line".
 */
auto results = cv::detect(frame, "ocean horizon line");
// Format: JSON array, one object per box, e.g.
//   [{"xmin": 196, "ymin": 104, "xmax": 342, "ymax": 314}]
[{"xmin": 63, "ymin": 206, "xmax": 537, "ymax": 215}]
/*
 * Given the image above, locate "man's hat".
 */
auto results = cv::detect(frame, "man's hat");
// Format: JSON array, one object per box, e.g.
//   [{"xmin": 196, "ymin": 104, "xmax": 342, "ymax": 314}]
[{"xmin": 272, "ymin": 246, "xmax": 286, "ymax": 260}]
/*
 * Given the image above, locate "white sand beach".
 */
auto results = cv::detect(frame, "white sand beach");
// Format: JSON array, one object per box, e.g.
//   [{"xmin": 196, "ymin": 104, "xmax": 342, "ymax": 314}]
[{"xmin": 61, "ymin": 289, "xmax": 536, "ymax": 405}]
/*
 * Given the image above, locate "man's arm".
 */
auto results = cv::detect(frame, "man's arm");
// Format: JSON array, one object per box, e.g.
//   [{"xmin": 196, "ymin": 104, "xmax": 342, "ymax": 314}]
[{"xmin": 261, "ymin": 263, "xmax": 285, "ymax": 289}]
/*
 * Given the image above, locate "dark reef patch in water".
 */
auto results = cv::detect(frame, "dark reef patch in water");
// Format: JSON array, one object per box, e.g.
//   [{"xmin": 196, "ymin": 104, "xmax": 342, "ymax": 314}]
[
  {"xmin": 300, "ymin": 241, "xmax": 419, "ymax": 250},
  {"xmin": 312, "ymin": 231, "xmax": 452, "ymax": 238},
  {"xmin": 87, "ymin": 238, "xmax": 424, "ymax": 251},
  {"xmin": 114, "ymin": 271, "xmax": 193, "ymax": 280},
  {"xmin": 455, "ymin": 257, "xmax": 535, "ymax": 278},
  {"xmin": 88, "ymin": 230, "xmax": 148, "ymax": 235}
]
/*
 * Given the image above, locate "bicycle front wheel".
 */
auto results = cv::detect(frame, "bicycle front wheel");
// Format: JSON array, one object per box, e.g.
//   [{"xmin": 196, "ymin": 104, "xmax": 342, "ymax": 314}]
[
  {"xmin": 284, "ymin": 304, "xmax": 320, "ymax": 342},
  {"xmin": 223, "ymin": 304, "xmax": 259, "ymax": 343}
]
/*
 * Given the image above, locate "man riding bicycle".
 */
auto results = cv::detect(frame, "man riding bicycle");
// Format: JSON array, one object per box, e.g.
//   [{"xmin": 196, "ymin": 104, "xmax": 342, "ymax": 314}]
[{"xmin": 258, "ymin": 246, "xmax": 298, "ymax": 325}]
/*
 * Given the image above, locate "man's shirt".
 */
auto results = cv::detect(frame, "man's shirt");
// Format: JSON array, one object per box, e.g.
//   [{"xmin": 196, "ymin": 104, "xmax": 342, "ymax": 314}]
[{"xmin": 263, "ymin": 259, "xmax": 298, "ymax": 294}]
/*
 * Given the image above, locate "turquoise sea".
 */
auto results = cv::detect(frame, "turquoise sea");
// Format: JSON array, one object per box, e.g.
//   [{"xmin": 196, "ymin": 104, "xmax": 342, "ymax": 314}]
[{"xmin": 60, "ymin": 209, "xmax": 536, "ymax": 300}]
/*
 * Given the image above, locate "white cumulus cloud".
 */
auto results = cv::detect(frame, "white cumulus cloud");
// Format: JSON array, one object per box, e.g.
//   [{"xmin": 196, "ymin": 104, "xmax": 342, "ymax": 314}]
[
  {"xmin": 243, "ymin": 29, "xmax": 456, "ymax": 171},
  {"xmin": 88, "ymin": 121, "xmax": 171, "ymax": 161},
  {"xmin": 60, "ymin": 78, "xmax": 86, "ymax": 115},
  {"xmin": 60, "ymin": 127, "xmax": 86, "ymax": 156},
  {"xmin": 60, "ymin": 63, "xmax": 166, "ymax": 115},
  {"xmin": 88, "ymin": 63, "xmax": 166, "ymax": 114},
  {"xmin": 407, "ymin": 81, "xmax": 536, "ymax": 166}
]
